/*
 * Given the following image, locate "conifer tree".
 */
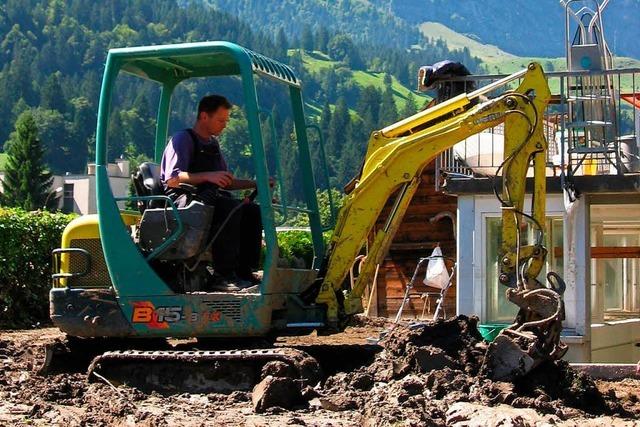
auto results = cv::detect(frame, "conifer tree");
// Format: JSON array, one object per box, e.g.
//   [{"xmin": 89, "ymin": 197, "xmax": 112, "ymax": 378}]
[
  {"xmin": 41, "ymin": 72, "xmax": 66, "ymax": 114},
  {"xmin": 301, "ymin": 26, "xmax": 314, "ymax": 52},
  {"xmin": 275, "ymin": 27, "xmax": 289, "ymax": 60},
  {"xmin": 401, "ymin": 93, "xmax": 418, "ymax": 118},
  {"xmin": 0, "ymin": 110, "xmax": 55, "ymax": 210},
  {"xmin": 379, "ymin": 86, "xmax": 398, "ymax": 127},
  {"xmin": 315, "ymin": 27, "xmax": 330, "ymax": 53}
]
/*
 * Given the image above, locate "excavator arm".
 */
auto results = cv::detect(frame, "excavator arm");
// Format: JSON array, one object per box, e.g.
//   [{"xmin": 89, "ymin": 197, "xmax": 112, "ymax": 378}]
[{"xmin": 314, "ymin": 63, "xmax": 566, "ymax": 380}]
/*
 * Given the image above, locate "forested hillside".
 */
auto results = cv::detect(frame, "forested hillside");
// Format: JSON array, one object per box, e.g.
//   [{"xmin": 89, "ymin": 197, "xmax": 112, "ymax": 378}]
[
  {"xmin": 0, "ymin": 0, "xmax": 282, "ymax": 175},
  {"xmin": 0, "ymin": 0, "xmax": 479, "ymax": 198}
]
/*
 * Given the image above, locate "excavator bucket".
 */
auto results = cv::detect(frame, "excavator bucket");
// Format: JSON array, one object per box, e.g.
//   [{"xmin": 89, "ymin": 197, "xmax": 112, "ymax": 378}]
[
  {"xmin": 481, "ymin": 284, "xmax": 568, "ymax": 381},
  {"xmin": 482, "ymin": 330, "xmax": 537, "ymax": 381}
]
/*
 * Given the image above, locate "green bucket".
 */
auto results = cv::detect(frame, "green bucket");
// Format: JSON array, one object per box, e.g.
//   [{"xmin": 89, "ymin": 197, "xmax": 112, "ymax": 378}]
[{"xmin": 477, "ymin": 323, "xmax": 510, "ymax": 342}]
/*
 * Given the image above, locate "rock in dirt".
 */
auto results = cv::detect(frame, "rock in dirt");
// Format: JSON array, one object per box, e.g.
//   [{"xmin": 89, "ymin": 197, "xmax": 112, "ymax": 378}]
[
  {"xmin": 252, "ymin": 375, "xmax": 302, "ymax": 413},
  {"xmin": 446, "ymin": 402, "xmax": 557, "ymax": 426},
  {"xmin": 317, "ymin": 395, "xmax": 359, "ymax": 412},
  {"xmin": 300, "ymin": 385, "xmax": 320, "ymax": 400},
  {"xmin": 349, "ymin": 372, "xmax": 374, "ymax": 391},
  {"xmin": 260, "ymin": 360, "xmax": 295, "ymax": 379}
]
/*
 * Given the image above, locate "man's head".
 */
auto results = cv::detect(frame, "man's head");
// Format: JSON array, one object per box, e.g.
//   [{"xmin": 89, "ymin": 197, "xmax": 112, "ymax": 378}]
[{"xmin": 197, "ymin": 95, "xmax": 233, "ymax": 136}]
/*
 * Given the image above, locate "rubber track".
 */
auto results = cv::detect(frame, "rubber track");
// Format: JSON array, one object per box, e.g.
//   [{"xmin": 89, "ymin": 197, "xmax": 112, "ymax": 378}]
[{"xmin": 87, "ymin": 347, "xmax": 321, "ymax": 385}]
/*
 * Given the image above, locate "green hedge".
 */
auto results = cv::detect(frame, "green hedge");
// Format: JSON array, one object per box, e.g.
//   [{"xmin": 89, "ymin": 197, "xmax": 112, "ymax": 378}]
[
  {"xmin": 0, "ymin": 208, "xmax": 75, "ymax": 328},
  {"xmin": 276, "ymin": 230, "xmax": 332, "ymax": 269},
  {"xmin": 0, "ymin": 209, "xmax": 326, "ymax": 328}
]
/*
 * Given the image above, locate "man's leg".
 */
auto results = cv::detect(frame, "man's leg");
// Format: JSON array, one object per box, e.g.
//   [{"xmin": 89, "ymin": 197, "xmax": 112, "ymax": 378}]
[
  {"xmin": 211, "ymin": 196, "xmax": 243, "ymax": 276},
  {"xmin": 237, "ymin": 202, "xmax": 262, "ymax": 279},
  {"xmin": 168, "ymin": 192, "xmax": 190, "ymax": 208}
]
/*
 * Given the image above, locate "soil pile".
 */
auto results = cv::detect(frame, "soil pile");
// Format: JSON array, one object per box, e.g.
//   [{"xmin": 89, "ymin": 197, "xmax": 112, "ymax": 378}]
[{"xmin": 314, "ymin": 316, "xmax": 640, "ymax": 425}]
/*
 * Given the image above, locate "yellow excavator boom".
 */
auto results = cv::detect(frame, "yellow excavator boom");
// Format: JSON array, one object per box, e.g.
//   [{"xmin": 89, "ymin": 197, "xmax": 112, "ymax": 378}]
[{"xmin": 316, "ymin": 63, "xmax": 566, "ymax": 380}]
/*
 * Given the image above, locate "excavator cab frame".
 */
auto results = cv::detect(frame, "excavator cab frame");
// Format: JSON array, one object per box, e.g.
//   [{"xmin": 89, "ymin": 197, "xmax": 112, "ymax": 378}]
[{"xmin": 51, "ymin": 42, "xmax": 327, "ymax": 338}]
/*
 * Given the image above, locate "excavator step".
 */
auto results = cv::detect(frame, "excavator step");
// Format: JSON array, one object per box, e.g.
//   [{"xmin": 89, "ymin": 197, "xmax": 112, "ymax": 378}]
[{"xmin": 87, "ymin": 348, "xmax": 321, "ymax": 394}]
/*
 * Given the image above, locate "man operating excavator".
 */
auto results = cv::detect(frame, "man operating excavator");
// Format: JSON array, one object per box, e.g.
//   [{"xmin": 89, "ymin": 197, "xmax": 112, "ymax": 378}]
[{"xmin": 160, "ymin": 94, "xmax": 263, "ymax": 291}]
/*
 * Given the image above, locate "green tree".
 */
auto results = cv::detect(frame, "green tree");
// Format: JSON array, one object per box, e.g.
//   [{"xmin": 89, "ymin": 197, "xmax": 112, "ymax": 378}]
[
  {"xmin": 219, "ymin": 108, "xmax": 252, "ymax": 178},
  {"xmin": 275, "ymin": 27, "xmax": 289, "ymax": 60},
  {"xmin": 379, "ymin": 85, "xmax": 398, "ymax": 127},
  {"xmin": 401, "ymin": 92, "xmax": 418, "ymax": 118},
  {"xmin": 314, "ymin": 26, "xmax": 330, "ymax": 53},
  {"xmin": 356, "ymin": 85, "xmax": 382, "ymax": 126},
  {"xmin": 327, "ymin": 34, "xmax": 363, "ymax": 69},
  {"xmin": 31, "ymin": 107, "xmax": 75, "ymax": 174},
  {"xmin": 301, "ymin": 25, "xmax": 314, "ymax": 52},
  {"xmin": 1, "ymin": 111, "xmax": 55, "ymax": 211},
  {"xmin": 40, "ymin": 72, "xmax": 67, "ymax": 114},
  {"xmin": 327, "ymin": 97, "xmax": 350, "ymax": 161}
]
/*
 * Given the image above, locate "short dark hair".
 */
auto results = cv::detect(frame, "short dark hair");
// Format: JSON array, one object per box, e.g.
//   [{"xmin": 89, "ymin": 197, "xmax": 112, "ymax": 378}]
[{"xmin": 197, "ymin": 95, "xmax": 232, "ymax": 117}]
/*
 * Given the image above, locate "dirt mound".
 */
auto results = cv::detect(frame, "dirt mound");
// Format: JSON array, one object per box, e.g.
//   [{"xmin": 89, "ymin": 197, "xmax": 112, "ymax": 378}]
[{"xmin": 314, "ymin": 316, "xmax": 639, "ymax": 425}]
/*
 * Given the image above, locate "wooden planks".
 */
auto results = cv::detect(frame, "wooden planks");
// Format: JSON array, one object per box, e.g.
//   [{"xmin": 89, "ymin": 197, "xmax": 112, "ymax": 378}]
[{"xmin": 372, "ymin": 159, "xmax": 458, "ymax": 318}]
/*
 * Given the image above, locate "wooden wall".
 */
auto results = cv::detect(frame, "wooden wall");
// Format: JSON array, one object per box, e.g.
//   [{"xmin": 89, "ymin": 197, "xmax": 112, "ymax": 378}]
[{"xmin": 370, "ymin": 160, "xmax": 458, "ymax": 319}]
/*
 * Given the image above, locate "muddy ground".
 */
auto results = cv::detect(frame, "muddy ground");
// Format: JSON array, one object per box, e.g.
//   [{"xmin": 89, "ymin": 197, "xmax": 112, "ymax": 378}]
[{"xmin": 0, "ymin": 317, "xmax": 639, "ymax": 426}]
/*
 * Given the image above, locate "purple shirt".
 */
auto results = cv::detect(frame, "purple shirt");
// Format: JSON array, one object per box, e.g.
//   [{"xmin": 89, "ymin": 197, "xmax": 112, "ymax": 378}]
[{"xmin": 160, "ymin": 129, "xmax": 228, "ymax": 186}]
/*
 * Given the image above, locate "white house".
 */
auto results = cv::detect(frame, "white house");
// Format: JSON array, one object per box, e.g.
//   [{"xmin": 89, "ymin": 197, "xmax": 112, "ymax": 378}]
[{"xmin": 0, "ymin": 159, "xmax": 131, "ymax": 215}]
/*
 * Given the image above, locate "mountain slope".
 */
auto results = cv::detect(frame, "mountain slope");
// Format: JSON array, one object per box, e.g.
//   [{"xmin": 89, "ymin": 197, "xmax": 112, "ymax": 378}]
[
  {"xmin": 420, "ymin": 21, "xmax": 640, "ymax": 75},
  {"xmin": 419, "ymin": 22, "xmax": 516, "ymax": 63},
  {"xmin": 388, "ymin": 0, "xmax": 640, "ymax": 59},
  {"xmin": 299, "ymin": 50, "xmax": 423, "ymax": 110}
]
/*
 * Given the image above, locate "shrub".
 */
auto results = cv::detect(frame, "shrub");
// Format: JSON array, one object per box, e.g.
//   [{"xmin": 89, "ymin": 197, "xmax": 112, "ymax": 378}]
[
  {"xmin": 0, "ymin": 208, "xmax": 76, "ymax": 328},
  {"xmin": 277, "ymin": 189, "xmax": 345, "ymax": 229},
  {"xmin": 276, "ymin": 230, "xmax": 332, "ymax": 268}
]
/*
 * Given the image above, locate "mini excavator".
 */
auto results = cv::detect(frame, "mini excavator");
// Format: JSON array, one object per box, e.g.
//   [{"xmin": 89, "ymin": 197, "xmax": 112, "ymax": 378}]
[{"xmin": 49, "ymin": 41, "xmax": 566, "ymax": 390}]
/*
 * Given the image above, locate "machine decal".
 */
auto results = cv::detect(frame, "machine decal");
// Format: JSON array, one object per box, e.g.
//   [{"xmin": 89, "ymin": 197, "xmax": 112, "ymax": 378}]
[
  {"xmin": 131, "ymin": 301, "xmax": 171, "ymax": 329},
  {"xmin": 131, "ymin": 301, "xmax": 222, "ymax": 327}
]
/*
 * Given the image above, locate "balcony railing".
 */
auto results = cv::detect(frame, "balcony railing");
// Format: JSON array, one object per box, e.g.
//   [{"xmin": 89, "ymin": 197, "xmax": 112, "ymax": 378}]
[{"xmin": 435, "ymin": 68, "xmax": 640, "ymax": 191}]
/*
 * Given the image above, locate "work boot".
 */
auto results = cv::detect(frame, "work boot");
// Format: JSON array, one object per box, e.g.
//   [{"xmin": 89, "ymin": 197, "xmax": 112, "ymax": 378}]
[
  {"xmin": 208, "ymin": 273, "xmax": 242, "ymax": 292},
  {"xmin": 236, "ymin": 268, "xmax": 261, "ymax": 286},
  {"xmin": 222, "ymin": 272, "xmax": 254, "ymax": 289}
]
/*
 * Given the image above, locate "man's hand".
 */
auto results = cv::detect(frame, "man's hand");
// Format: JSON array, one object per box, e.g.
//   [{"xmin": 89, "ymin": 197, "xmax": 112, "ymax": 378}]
[{"xmin": 208, "ymin": 171, "xmax": 234, "ymax": 188}]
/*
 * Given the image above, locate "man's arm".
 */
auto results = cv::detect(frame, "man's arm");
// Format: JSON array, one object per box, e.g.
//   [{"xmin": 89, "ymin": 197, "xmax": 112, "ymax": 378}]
[
  {"xmin": 227, "ymin": 178, "xmax": 256, "ymax": 190},
  {"xmin": 165, "ymin": 170, "xmax": 234, "ymax": 189},
  {"xmin": 227, "ymin": 176, "xmax": 276, "ymax": 191}
]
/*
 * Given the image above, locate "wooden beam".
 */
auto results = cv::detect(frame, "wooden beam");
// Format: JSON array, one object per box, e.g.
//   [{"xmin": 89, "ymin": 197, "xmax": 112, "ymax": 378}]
[{"xmin": 554, "ymin": 246, "xmax": 640, "ymax": 258}]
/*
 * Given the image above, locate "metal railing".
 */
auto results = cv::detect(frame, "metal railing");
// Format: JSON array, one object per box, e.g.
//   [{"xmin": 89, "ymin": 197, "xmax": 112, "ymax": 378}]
[{"xmin": 435, "ymin": 68, "xmax": 640, "ymax": 191}]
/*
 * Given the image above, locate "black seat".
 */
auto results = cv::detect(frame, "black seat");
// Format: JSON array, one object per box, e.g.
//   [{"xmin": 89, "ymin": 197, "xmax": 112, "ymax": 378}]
[
  {"xmin": 132, "ymin": 162, "xmax": 214, "ymax": 261},
  {"xmin": 132, "ymin": 162, "xmax": 166, "ymax": 211}
]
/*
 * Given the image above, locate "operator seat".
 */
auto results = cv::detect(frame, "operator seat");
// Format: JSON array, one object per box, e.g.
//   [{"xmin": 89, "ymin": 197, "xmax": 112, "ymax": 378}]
[
  {"xmin": 132, "ymin": 162, "xmax": 214, "ymax": 261},
  {"xmin": 132, "ymin": 162, "xmax": 166, "ymax": 211}
]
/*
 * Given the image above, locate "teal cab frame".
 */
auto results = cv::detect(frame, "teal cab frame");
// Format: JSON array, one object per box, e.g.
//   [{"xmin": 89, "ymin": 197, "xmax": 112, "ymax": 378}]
[{"xmin": 50, "ymin": 41, "xmax": 329, "ymax": 338}]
